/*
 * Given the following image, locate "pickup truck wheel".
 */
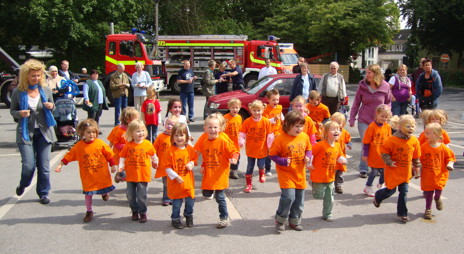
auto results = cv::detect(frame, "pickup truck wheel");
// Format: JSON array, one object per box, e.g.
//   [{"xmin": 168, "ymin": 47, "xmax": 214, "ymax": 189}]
[
  {"xmin": 1, "ymin": 79, "xmax": 14, "ymax": 108},
  {"xmin": 244, "ymin": 73, "xmax": 258, "ymax": 89}
]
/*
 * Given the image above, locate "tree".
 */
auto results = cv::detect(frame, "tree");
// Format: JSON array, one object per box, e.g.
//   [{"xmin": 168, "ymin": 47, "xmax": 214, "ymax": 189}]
[{"xmin": 400, "ymin": 0, "xmax": 464, "ymax": 68}]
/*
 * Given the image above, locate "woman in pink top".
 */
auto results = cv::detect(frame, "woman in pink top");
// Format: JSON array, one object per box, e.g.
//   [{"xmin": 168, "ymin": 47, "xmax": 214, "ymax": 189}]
[{"xmin": 349, "ymin": 64, "xmax": 392, "ymax": 178}]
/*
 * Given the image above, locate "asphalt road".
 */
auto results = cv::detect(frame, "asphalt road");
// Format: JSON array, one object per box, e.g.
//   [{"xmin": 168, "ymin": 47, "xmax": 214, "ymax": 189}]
[{"xmin": 0, "ymin": 85, "xmax": 463, "ymax": 253}]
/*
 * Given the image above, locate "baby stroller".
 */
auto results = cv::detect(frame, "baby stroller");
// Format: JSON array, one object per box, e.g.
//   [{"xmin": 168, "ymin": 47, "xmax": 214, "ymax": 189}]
[{"xmin": 53, "ymin": 98, "xmax": 79, "ymax": 149}]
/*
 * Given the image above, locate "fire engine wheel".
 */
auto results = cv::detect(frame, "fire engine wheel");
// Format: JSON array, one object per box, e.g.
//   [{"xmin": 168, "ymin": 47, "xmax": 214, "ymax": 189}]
[
  {"xmin": 238, "ymin": 108, "xmax": 250, "ymax": 122},
  {"xmin": 1, "ymin": 79, "xmax": 13, "ymax": 108},
  {"xmin": 170, "ymin": 77, "xmax": 181, "ymax": 95},
  {"xmin": 244, "ymin": 74, "xmax": 258, "ymax": 89}
]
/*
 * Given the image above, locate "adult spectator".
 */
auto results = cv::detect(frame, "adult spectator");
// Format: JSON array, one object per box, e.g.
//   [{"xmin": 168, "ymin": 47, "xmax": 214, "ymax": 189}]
[
  {"xmin": 292, "ymin": 57, "xmax": 305, "ymax": 74},
  {"xmin": 131, "ymin": 62, "xmax": 151, "ymax": 111},
  {"xmin": 202, "ymin": 60, "xmax": 220, "ymax": 119},
  {"xmin": 318, "ymin": 61, "xmax": 347, "ymax": 115},
  {"xmin": 416, "ymin": 58, "xmax": 442, "ymax": 110},
  {"xmin": 81, "ymin": 67, "xmax": 88, "ymax": 74},
  {"xmin": 413, "ymin": 58, "xmax": 426, "ymax": 84},
  {"xmin": 289, "ymin": 63, "xmax": 316, "ymax": 102},
  {"xmin": 222, "ymin": 60, "xmax": 244, "ymax": 91},
  {"xmin": 83, "ymin": 70, "xmax": 108, "ymax": 126},
  {"xmin": 46, "ymin": 65, "xmax": 66, "ymax": 100},
  {"xmin": 388, "ymin": 64, "xmax": 412, "ymax": 116},
  {"xmin": 110, "ymin": 63, "xmax": 131, "ymax": 126},
  {"xmin": 384, "ymin": 68, "xmax": 393, "ymax": 81},
  {"xmin": 215, "ymin": 63, "xmax": 229, "ymax": 94},
  {"xmin": 411, "ymin": 58, "xmax": 426, "ymax": 117},
  {"xmin": 58, "ymin": 60, "xmax": 79, "ymax": 83},
  {"xmin": 10, "ymin": 59, "xmax": 56, "ymax": 204},
  {"xmin": 258, "ymin": 58, "xmax": 277, "ymax": 80},
  {"xmin": 177, "ymin": 60, "xmax": 197, "ymax": 122},
  {"xmin": 349, "ymin": 64, "xmax": 392, "ymax": 178}
]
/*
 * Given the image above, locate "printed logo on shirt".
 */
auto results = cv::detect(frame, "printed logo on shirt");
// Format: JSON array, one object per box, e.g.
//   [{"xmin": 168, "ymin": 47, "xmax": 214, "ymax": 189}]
[
  {"xmin": 226, "ymin": 122, "xmax": 239, "ymax": 137},
  {"xmin": 147, "ymin": 103, "xmax": 155, "ymax": 114},
  {"xmin": 176, "ymin": 158, "xmax": 188, "ymax": 177},
  {"xmin": 204, "ymin": 148, "xmax": 222, "ymax": 168},
  {"xmin": 321, "ymin": 151, "xmax": 336, "ymax": 174},
  {"xmin": 127, "ymin": 148, "xmax": 149, "ymax": 167},
  {"xmin": 286, "ymin": 143, "xmax": 306, "ymax": 166},
  {"xmin": 82, "ymin": 152, "xmax": 105, "ymax": 172},
  {"xmin": 248, "ymin": 127, "xmax": 265, "ymax": 143},
  {"xmin": 391, "ymin": 147, "xmax": 410, "ymax": 168},
  {"xmin": 421, "ymin": 152, "xmax": 440, "ymax": 170}
]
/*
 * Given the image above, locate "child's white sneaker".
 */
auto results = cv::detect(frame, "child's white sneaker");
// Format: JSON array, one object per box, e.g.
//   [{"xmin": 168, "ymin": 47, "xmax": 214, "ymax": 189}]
[
  {"xmin": 363, "ymin": 186, "xmax": 375, "ymax": 197},
  {"xmin": 377, "ymin": 183, "xmax": 384, "ymax": 189}
]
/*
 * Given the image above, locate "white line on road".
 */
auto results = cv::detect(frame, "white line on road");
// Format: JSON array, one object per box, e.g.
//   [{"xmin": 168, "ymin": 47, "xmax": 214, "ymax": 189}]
[
  {"xmin": 408, "ymin": 182, "xmax": 447, "ymax": 200},
  {"xmin": 0, "ymin": 149, "xmax": 67, "ymax": 220},
  {"xmin": 0, "ymin": 153, "xmax": 21, "ymax": 157},
  {"xmin": 225, "ymin": 196, "xmax": 242, "ymax": 220},
  {"xmin": 449, "ymin": 143, "xmax": 464, "ymax": 150},
  {"xmin": 448, "ymin": 121, "xmax": 464, "ymax": 127}
]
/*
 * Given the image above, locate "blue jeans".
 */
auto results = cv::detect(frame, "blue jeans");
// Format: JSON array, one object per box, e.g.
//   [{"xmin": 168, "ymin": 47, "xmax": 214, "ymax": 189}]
[
  {"xmin": 126, "ymin": 182, "xmax": 148, "ymax": 214},
  {"xmin": 366, "ymin": 167, "xmax": 384, "ymax": 186},
  {"xmin": 146, "ymin": 124, "xmax": 158, "ymax": 143},
  {"xmin": 18, "ymin": 128, "xmax": 52, "ymax": 198},
  {"xmin": 275, "ymin": 188, "xmax": 305, "ymax": 225},
  {"xmin": 162, "ymin": 176, "xmax": 171, "ymax": 203},
  {"xmin": 230, "ymin": 154, "xmax": 240, "ymax": 171},
  {"xmin": 180, "ymin": 92, "xmax": 194, "ymax": 120},
  {"xmin": 203, "ymin": 189, "xmax": 228, "ymax": 219},
  {"xmin": 245, "ymin": 157, "xmax": 266, "ymax": 175},
  {"xmin": 375, "ymin": 182, "xmax": 409, "ymax": 216},
  {"xmin": 391, "ymin": 101, "xmax": 408, "ymax": 116},
  {"xmin": 265, "ymin": 156, "xmax": 272, "ymax": 173},
  {"xmin": 113, "ymin": 95, "xmax": 127, "ymax": 125},
  {"xmin": 357, "ymin": 122, "xmax": 369, "ymax": 173},
  {"xmin": 171, "ymin": 197, "xmax": 195, "ymax": 220}
]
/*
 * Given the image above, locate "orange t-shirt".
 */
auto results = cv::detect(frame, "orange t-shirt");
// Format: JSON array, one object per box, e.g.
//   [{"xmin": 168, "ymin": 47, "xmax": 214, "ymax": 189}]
[
  {"xmin": 303, "ymin": 115, "xmax": 317, "ymax": 137},
  {"xmin": 153, "ymin": 132, "xmax": 171, "ymax": 178},
  {"xmin": 269, "ymin": 132, "xmax": 311, "ymax": 189},
  {"xmin": 335, "ymin": 128, "xmax": 351, "ymax": 172},
  {"xmin": 194, "ymin": 133, "xmax": 239, "ymax": 190},
  {"xmin": 310, "ymin": 140, "xmax": 342, "ymax": 183},
  {"xmin": 380, "ymin": 136, "xmax": 421, "ymax": 189},
  {"xmin": 120, "ymin": 140, "xmax": 156, "ymax": 182},
  {"xmin": 240, "ymin": 116, "xmax": 271, "ymax": 158},
  {"xmin": 224, "ymin": 113, "xmax": 242, "ymax": 150},
  {"xmin": 162, "ymin": 145, "xmax": 198, "ymax": 199},
  {"xmin": 63, "ymin": 139, "xmax": 114, "ymax": 192},
  {"xmin": 263, "ymin": 104, "xmax": 283, "ymax": 136},
  {"xmin": 418, "ymin": 129, "xmax": 451, "ymax": 145},
  {"xmin": 363, "ymin": 122, "xmax": 392, "ymax": 168},
  {"xmin": 306, "ymin": 103, "xmax": 330, "ymax": 140},
  {"xmin": 107, "ymin": 125, "xmax": 127, "ymax": 164},
  {"xmin": 420, "ymin": 143, "xmax": 455, "ymax": 191}
]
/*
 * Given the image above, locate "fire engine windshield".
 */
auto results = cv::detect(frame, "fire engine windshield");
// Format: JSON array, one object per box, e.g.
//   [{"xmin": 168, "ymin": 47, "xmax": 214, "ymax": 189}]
[{"xmin": 281, "ymin": 53, "xmax": 298, "ymax": 65}]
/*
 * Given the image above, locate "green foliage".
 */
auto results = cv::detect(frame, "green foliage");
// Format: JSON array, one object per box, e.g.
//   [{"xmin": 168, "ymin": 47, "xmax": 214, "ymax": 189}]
[{"xmin": 440, "ymin": 70, "xmax": 464, "ymax": 87}]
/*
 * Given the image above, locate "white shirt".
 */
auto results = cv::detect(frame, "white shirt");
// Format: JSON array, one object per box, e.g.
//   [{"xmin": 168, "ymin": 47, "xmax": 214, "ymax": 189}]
[
  {"xmin": 258, "ymin": 66, "xmax": 277, "ymax": 80},
  {"xmin": 302, "ymin": 75, "xmax": 310, "ymax": 100}
]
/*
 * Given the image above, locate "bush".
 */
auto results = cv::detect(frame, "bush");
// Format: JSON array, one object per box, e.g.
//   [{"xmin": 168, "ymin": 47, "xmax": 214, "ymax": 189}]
[
  {"xmin": 349, "ymin": 66, "xmax": 362, "ymax": 83},
  {"xmin": 440, "ymin": 70, "xmax": 464, "ymax": 87}
]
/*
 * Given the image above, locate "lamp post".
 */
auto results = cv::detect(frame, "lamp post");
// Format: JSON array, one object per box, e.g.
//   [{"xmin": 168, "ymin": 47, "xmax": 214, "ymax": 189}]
[{"xmin": 151, "ymin": 0, "xmax": 160, "ymax": 59}]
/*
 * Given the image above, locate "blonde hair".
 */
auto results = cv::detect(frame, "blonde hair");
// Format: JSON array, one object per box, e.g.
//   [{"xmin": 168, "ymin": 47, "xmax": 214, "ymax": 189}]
[
  {"xmin": 366, "ymin": 64, "xmax": 384, "ymax": 87},
  {"xmin": 19, "ymin": 59, "xmax": 47, "ymax": 91},
  {"xmin": 421, "ymin": 109, "xmax": 448, "ymax": 127},
  {"xmin": 146, "ymin": 85, "xmax": 157, "ymax": 99},
  {"xmin": 425, "ymin": 122, "xmax": 443, "ymax": 141},
  {"xmin": 376, "ymin": 104, "xmax": 391, "ymax": 116},
  {"xmin": 330, "ymin": 112, "xmax": 346, "ymax": 128},
  {"xmin": 398, "ymin": 114, "xmax": 415, "ymax": 128},
  {"xmin": 398, "ymin": 64, "xmax": 408, "ymax": 72},
  {"xmin": 227, "ymin": 98, "xmax": 241, "ymax": 108},
  {"xmin": 171, "ymin": 122, "xmax": 189, "ymax": 145},
  {"xmin": 205, "ymin": 113, "xmax": 226, "ymax": 132},
  {"xmin": 291, "ymin": 95, "xmax": 305, "ymax": 105},
  {"xmin": 135, "ymin": 62, "xmax": 144, "ymax": 69},
  {"xmin": 76, "ymin": 118, "xmax": 99, "ymax": 138},
  {"xmin": 120, "ymin": 107, "xmax": 140, "ymax": 126},
  {"xmin": 322, "ymin": 121, "xmax": 340, "ymax": 140},
  {"xmin": 125, "ymin": 119, "xmax": 148, "ymax": 142},
  {"xmin": 389, "ymin": 115, "xmax": 399, "ymax": 130},
  {"xmin": 249, "ymin": 100, "xmax": 265, "ymax": 110},
  {"xmin": 308, "ymin": 90, "xmax": 320, "ymax": 101},
  {"xmin": 266, "ymin": 89, "xmax": 280, "ymax": 99}
]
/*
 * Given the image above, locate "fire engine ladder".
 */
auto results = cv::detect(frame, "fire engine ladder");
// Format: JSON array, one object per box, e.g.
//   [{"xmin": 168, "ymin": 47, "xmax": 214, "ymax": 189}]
[{"xmin": 0, "ymin": 47, "xmax": 21, "ymax": 72}]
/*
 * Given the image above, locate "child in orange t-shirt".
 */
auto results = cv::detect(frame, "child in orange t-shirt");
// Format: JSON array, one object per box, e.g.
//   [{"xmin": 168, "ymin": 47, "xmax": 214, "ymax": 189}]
[
  {"xmin": 119, "ymin": 120, "xmax": 158, "ymax": 223},
  {"xmin": 269, "ymin": 111, "xmax": 312, "ymax": 232},
  {"xmin": 330, "ymin": 112, "xmax": 352, "ymax": 194},
  {"xmin": 239, "ymin": 100, "xmax": 273, "ymax": 192},
  {"xmin": 141, "ymin": 86, "xmax": 162, "ymax": 143},
  {"xmin": 306, "ymin": 90, "xmax": 331, "ymax": 141},
  {"xmin": 194, "ymin": 113, "xmax": 239, "ymax": 229},
  {"xmin": 224, "ymin": 98, "xmax": 242, "ymax": 179},
  {"xmin": 107, "ymin": 107, "xmax": 140, "ymax": 183},
  {"xmin": 291, "ymin": 96, "xmax": 317, "ymax": 145},
  {"xmin": 418, "ymin": 109, "xmax": 451, "ymax": 145},
  {"xmin": 362, "ymin": 104, "xmax": 392, "ymax": 197},
  {"xmin": 163, "ymin": 122, "xmax": 198, "ymax": 229},
  {"xmin": 309, "ymin": 121, "xmax": 347, "ymax": 222},
  {"xmin": 374, "ymin": 115, "xmax": 421, "ymax": 223},
  {"xmin": 263, "ymin": 89, "xmax": 284, "ymax": 177},
  {"xmin": 55, "ymin": 119, "xmax": 117, "ymax": 223},
  {"xmin": 153, "ymin": 115, "xmax": 178, "ymax": 206},
  {"xmin": 420, "ymin": 123, "xmax": 455, "ymax": 220}
]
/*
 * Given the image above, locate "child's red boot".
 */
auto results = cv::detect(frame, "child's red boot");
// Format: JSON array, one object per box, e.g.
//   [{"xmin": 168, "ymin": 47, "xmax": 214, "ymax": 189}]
[{"xmin": 244, "ymin": 175, "xmax": 253, "ymax": 193}]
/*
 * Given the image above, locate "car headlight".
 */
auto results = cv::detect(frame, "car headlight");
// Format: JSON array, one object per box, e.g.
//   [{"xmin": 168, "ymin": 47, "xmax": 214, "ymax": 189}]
[{"xmin": 209, "ymin": 102, "xmax": 220, "ymax": 109}]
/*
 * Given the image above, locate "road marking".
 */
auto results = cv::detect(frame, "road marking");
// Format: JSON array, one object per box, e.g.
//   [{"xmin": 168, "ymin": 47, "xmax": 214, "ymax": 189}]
[
  {"xmin": 0, "ymin": 153, "xmax": 21, "ymax": 157},
  {"xmin": 225, "ymin": 196, "xmax": 242, "ymax": 220},
  {"xmin": 0, "ymin": 149, "xmax": 67, "ymax": 220},
  {"xmin": 408, "ymin": 182, "xmax": 447, "ymax": 200},
  {"xmin": 449, "ymin": 143, "xmax": 464, "ymax": 150},
  {"xmin": 448, "ymin": 121, "xmax": 464, "ymax": 127}
]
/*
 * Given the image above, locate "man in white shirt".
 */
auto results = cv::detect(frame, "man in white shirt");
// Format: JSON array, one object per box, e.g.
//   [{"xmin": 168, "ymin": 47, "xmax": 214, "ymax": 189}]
[
  {"xmin": 258, "ymin": 58, "xmax": 277, "ymax": 80},
  {"xmin": 318, "ymin": 61, "xmax": 347, "ymax": 115}
]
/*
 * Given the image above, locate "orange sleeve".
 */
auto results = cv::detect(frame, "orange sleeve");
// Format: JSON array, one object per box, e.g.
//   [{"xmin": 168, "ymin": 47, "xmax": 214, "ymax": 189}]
[
  {"xmin": 303, "ymin": 116, "xmax": 317, "ymax": 136},
  {"xmin": 443, "ymin": 130, "xmax": 451, "ymax": 144}
]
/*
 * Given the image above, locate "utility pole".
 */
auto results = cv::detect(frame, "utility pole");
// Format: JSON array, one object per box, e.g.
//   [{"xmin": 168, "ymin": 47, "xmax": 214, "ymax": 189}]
[{"xmin": 151, "ymin": 0, "xmax": 160, "ymax": 59}]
